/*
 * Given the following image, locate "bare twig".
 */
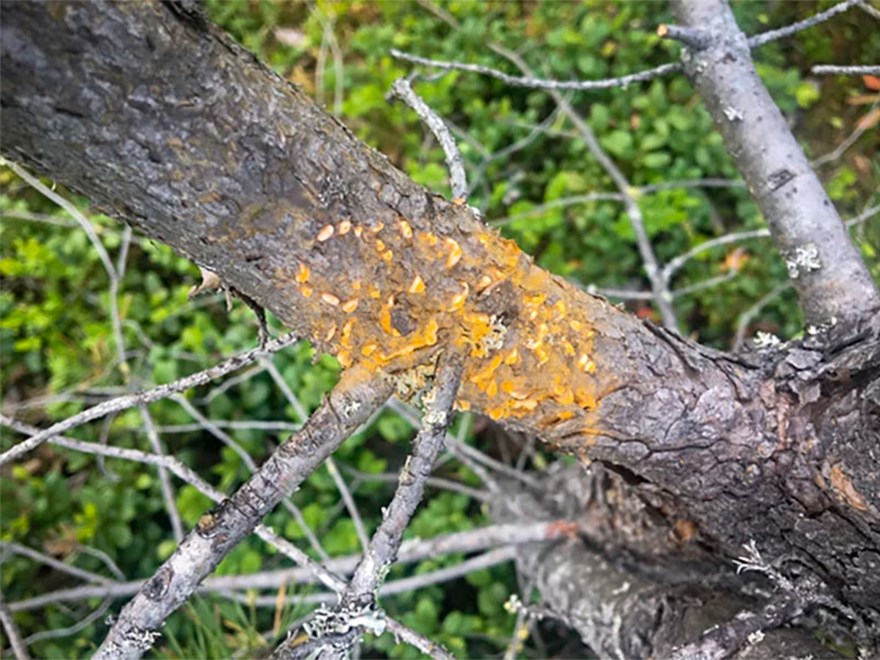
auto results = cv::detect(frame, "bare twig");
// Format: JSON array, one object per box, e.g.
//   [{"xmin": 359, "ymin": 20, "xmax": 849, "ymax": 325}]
[
  {"xmin": 326, "ymin": 457, "xmax": 370, "ymax": 551},
  {"xmin": 857, "ymin": 0, "xmax": 880, "ymax": 20},
  {"xmin": 342, "ymin": 464, "xmax": 489, "ymax": 502},
  {"xmin": 139, "ymin": 406, "xmax": 184, "ymax": 543},
  {"xmin": 156, "ymin": 420, "xmax": 300, "ymax": 434},
  {"xmin": 387, "ymin": 398, "xmax": 539, "ymax": 489},
  {"xmin": 7, "ymin": 160, "xmax": 132, "ymax": 380},
  {"xmin": 664, "ymin": 229, "xmax": 770, "ymax": 281},
  {"xmin": 491, "ymin": 47, "xmax": 680, "ymax": 330},
  {"xmin": 489, "ymin": 192, "xmax": 626, "ymax": 227},
  {"xmin": 733, "ymin": 283, "xmax": 793, "ymax": 351},
  {"xmin": 747, "ymin": 0, "xmax": 863, "ymax": 48},
  {"xmin": 0, "ymin": 415, "xmax": 340, "ymax": 595},
  {"xmin": 94, "ymin": 366, "xmax": 392, "ymax": 660},
  {"xmin": 0, "ymin": 333, "xmax": 299, "ymax": 467},
  {"xmin": 0, "ymin": 593, "xmax": 31, "ymax": 660},
  {"xmin": 344, "ymin": 354, "xmax": 462, "ymax": 597},
  {"xmin": 388, "ymin": 77, "xmax": 468, "ymax": 200},
  {"xmin": 24, "ymin": 598, "xmax": 113, "ymax": 646},
  {"xmin": 0, "ymin": 541, "xmax": 113, "ymax": 586},
  {"xmin": 377, "ymin": 546, "xmax": 515, "ymax": 598},
  {"xmin": 7, "ymin": 522, "xmax": 562, "ymax": 612},
  {"xmin": 553, "ymin": 93, "xmax": 679, "ymax": 330},
  {"xmin": 812, "ymin": 99, "xmax": 879, "ymax": 168},
  {"xmin": 812, "ymin": 64, "xmax": 880, "ymax": 76},
  {"xmin": 390, "ymin": 49, "xmax": 681, "ymax": 92},
  {"xmin": 275, "ymin": 355, "xmax": 463, "ymax": 658},
  {"xmin": 385, "ymin": 618, "xmax": 453, "ymax": 659}
]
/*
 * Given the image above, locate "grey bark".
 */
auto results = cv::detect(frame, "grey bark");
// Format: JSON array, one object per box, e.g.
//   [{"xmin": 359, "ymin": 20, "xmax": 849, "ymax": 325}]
[{"xmin": 670, "ymin": 0, "xmax": 880, "ymax": 332}]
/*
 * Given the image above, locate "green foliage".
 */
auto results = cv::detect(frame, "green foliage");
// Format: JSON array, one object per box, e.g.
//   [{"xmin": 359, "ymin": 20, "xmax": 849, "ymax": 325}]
[{"xmin": 2, "ymin": 1, "xmax": 877, "ymax": 658}]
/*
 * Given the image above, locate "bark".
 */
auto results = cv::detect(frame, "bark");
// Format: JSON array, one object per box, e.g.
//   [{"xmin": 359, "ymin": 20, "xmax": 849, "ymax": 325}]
[
  {"xmin": 670, "ymin": 0, "xmax": 879, "ymax": 332},
  {"xmin": 2, "ymin": 0, "xmax": 879, "ymax": 653}
]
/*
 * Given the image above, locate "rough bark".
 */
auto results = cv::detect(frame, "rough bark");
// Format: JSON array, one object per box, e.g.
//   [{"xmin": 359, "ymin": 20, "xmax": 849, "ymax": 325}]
[{"xmin": 2, "ymin": 0, "xmax": 879, "ymax": 653}]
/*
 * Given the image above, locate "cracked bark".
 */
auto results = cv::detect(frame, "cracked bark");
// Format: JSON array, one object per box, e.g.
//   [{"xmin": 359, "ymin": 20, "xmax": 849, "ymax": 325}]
[{"xmin": 2, "ymin": 1, "xmax": 879, "ymax": 655}]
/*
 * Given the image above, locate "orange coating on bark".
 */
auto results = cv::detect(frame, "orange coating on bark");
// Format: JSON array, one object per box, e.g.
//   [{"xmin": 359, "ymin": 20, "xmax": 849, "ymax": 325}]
[
  {"xmin": 285, "ymin": 219, "xmax": 608, "ymax": 438},
  {"xmin": 296, "ymin": 262, "xmax": 310, "ymax": 283},
  {"xmin": 316, "ymin": 224, "xmax": 334, "ymax": 242}
]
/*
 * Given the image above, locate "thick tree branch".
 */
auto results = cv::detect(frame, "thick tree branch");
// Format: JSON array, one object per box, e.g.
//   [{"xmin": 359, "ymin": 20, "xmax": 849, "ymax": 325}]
[
  {"xmin": 2, "ymin": 1, "xmax": 879, "ymax": 636},
  {"xmin": 670, "ymin": 0, "xmax": 879, "ymax": 333},
  {"xmin": 93, "ymin": 366, "xmax": 391, "ymax": 660},
  {"xmin": 275, "ymin": 354, "xmax": 463, "ymax": 658}
]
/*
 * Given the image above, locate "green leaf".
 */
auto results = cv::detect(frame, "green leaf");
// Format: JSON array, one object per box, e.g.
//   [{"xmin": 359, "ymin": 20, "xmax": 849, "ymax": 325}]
[{"xmin": 599, "ymin": 130, "xmax": 633, "ymax": 158}]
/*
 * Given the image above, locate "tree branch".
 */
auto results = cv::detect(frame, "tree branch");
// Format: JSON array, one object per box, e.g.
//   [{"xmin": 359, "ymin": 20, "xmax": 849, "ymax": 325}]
[
  {"xmin": 7, "ymin": 522, "xmax": 562, "ymax": 613},
  {"xmin": 747, "ymin": 0, "xmax": 864, "ymax": 48},
  {"xmin": 388, "ymin": 77, "xmax": 468, "ymax": 201},
  {"xmin": 812, "ymin": 64, "xmax": 880, "ymax": 76},
  {"xmin": 390, "ymin": 49, "xmax": 682, "ymax": 91},
  {"xmin": 670, "ymin": 0, "xmax": 879, "ymax": 333},
  {"xmin": 0, "ymin": 594, "xmax": 30, "ymax": 660},
  {"xmin": 93, "ymin": 366, "xmax": 392, "ymax": 660},
  {"xmin": 274, "ymin": 354, "xmax": 463, "ymax": 658},
  {"xmin": 0, "ymin": 332, "xmax": 299, "ymax": 467}
]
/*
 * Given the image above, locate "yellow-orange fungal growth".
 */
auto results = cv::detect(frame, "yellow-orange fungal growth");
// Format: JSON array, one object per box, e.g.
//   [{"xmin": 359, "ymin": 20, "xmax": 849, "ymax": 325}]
[
  {"xmin": 476, "ymin": 275, "xmax": 493, "ymax": 293},
  {"xmin": 296, "ymin": 262, "xmax": 310, "ymax": 283},
  {"xmin": 300, "ymin": 285, "xmax": 313, "ymax": 298},
  {"xmin": 370, "ymin": 222, "xmax": 384, "ymax": 234},
  {"xmin": 382, "ymin": 250, "xmax": 393, "ymax": 262},
  {"xmin": 316, "ymin": 224, "xmax": 335, "ymax": 242},
  {"xmin": 449, "ymin": 283, "xmax": 469, "ymax": 311},
  {"xmin": 342, "ymin": 299, "xmax": 359, "ymax": 313},
  {"xmin": 377, "ymin": 317, "xmax": 439, "ymax": 361},
  {"xmin": 351, "ymin": 280, "xmax": 361, "ymax": 291},
  {"xmin": 321, "ymin": 292, "xmax": 340, "ymax": 306},
  {"xmin": 337, "ymin": 220, "xmax": 352, "ymax": 235},
  {"xmin": 398, "ymin": 219, "xmax": 413, "ymax": 239},
  {"xmin": 445, "ymin": 238, "xmax": 463, "ymax": 269},
  {"xmin": 375, "ymin": 239, "xmax": 386, "ymax": 252},
  {"xmin": 340, "ymin": 319, "xmax": 355, "ymax": 346},
  {"xmin": 361, "ymin": 342, "xmax": 378, "ymax": 357},
  {"xmin": 353, "ymin": 226, "xmax": 363, "ymax": 238},
  {"xmin": 409, "ymin": 274, "xmax": 426, "ymax": 294},
  {"xmin": 336, "ymin": 349, "xmax": 353, "ymax": 368}
]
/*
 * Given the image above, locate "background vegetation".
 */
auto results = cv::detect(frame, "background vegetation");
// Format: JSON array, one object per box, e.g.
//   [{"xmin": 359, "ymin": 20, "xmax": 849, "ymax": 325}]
[{"xmin": 2, "ymin": 1, "xmax": 877, "ymax": 657}]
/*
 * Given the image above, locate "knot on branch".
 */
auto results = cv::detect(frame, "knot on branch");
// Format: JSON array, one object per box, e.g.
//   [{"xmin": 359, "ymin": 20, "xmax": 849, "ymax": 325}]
[{"xmin": 657, "ymin": 24, "xmax": 711, "ymax": 50}]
